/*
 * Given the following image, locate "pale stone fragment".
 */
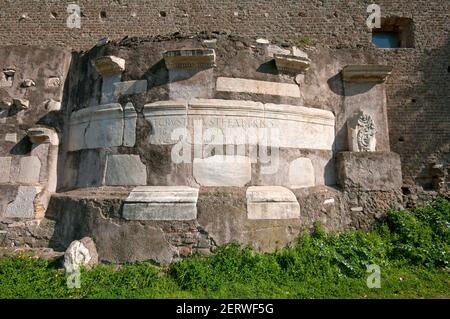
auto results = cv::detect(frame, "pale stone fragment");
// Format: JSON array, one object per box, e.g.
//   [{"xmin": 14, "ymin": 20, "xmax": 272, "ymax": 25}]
[
  {"xmin": 64, "ymin": 237, "xmax": 98, "ymax": 272},
  {"xmin": 288, "ymin": 157, "xmax": 315, "ymax": 188},
  {"xmin": 17, "ymin": 156, "xmax": 41, "ymax": 184},
  {"xmin": 4, "ymin": 133, "xmax": 17, "ymax": 143},
  {"xmin": 193, "ymin": 155, "xmax": 252, "ymax": 186},
  {"xmin": 246, "ymin": 186, "xmax": 300, "ymax": 219},
  {"xmin": 123, "ymin": 186, "xmax": 199, "ymax": 221},
  {"xmin": 0, "ymin": 157, "xmax": 12, "ymax": 183},
  {"xmin": 5, "ymin": 186, "xmax": 41, "ymax": 218}
]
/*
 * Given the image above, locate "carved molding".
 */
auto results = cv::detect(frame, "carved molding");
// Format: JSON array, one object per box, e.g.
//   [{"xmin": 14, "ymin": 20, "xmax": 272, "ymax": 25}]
[
  {"xmin": 342, "ymin": 65, "xmax": 393, "ymax": 83},
  {"xmin": 163, "ymin": 49, "xmax": 216, "ymax": 70},
  {"xmin": 274, "ymin": 54, "xmax": 311, "ymax": 74},
  {"xmin": 92, "ymin": 56, "xmax": 126, "ymax": 77},
  {"xmin": 27, "ymin": 127, "xmax": 59, "ymax": 146}
]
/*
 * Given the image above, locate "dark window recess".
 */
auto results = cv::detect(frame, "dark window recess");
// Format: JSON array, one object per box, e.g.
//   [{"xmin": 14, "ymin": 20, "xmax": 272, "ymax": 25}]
[
  {"xmin": 372, "ymin": 17, "xmax": 414, "ymax": 48},
  {"xmin": 100, "ymin": 11, "xmax": 107, "ymax": 20}
]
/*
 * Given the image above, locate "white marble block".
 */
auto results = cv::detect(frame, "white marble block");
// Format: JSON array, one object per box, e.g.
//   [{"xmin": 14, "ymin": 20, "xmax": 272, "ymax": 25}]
[
  {"xmin": 288, "ymin": 157, "xmax": 315, "ymax": 188},
  {"xmin": 17, "ymin": 156, "xmax": 41, "ymax": 184},
  {"xmin": 193, "ymin": 155, "xmax": 252, "ymax": 186},
  {"xmin": 122, "ymin": 186, "xmax": 199, "ymax": 221},
  {"xmin": 246, "ymin": 186, "xmax": 300, "ymax": 219}
]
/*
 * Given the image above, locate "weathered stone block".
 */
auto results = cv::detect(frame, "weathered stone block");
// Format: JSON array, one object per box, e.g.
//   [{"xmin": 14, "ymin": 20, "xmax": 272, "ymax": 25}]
[
  {"xmin": 336, "ymin": 151, "xmax": 402, "ymax": 191},
  {"xmin": 193, "ymin": 155, "xmax": 252, "ymax": 186},
  {"xmin": 104, "ymin": 155, "xmax": 147, "ymax": 186},
  {"xmin": 17, "ymin": 156, "xmax": 41, "ymax": 184},
  {"xmin": 102, "ymin": 79, "xmax": 147, "ymax": 104},
  {"xmin": 68, "ymin": 104, "xmax": 124, "ymax": 151},
  {"xmin": 246, "ymin": 186, "xmax": 300, "ymax": 219},
  {"xmin": 5, "ymin": 186, "xmax": 40, "ymax": 218},
  {"xmin": 68, "ymin": 103, "xmax": 137, "ymax": 151},
  {"xmin": 123, "ymin": 186, "xmax": 199, "ymax": 220}
]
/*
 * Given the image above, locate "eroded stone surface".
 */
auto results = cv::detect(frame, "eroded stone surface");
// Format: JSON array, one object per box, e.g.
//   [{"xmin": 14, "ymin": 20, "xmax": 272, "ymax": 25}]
[
  {"xmin": 5, "ymin": 186, "xmax": 40, "ymax": 218},
  {"xmin": 216, "ymin": 77, "xmax": 301, "ymax": 97},
  {"xmin": 0, "ymin": 157, "xmax": 11, "ymax": 183},
  {"xmin": 104, "ymin": 155, "xmax": 147, "ymax": 186},
  {"xmin": 336, "ymin": 151, "xmax": 402, "ymax": 191},
  {"xmin": 68, "ymin": 103, "xmax": 137, "ymax": 151}
]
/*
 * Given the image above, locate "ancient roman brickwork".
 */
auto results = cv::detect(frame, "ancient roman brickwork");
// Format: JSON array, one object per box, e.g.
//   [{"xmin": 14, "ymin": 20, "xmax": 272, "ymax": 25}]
[{"xmin": 0, "ymin": 0, "xmax": 448, "ymax": 192}]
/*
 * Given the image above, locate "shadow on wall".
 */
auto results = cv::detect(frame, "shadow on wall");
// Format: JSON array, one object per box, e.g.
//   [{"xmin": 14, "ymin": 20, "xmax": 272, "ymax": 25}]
[
  {"xmin": 327, "ymin": 72, "xmax": 377, "ymax": 96},
  {"xmin": 256, "ymin": 60, "xmax": 279, "ymax": 75}
]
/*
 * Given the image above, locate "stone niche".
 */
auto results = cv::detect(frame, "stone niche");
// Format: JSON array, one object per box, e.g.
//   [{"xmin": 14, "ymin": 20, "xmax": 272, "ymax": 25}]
[{"xmin": 342, "ymin": 64, "xmax": 392, "ymax": 152}]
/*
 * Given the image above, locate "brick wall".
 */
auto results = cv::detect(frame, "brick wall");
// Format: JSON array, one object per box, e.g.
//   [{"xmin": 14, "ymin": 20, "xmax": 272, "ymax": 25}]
[{"xmin": 0, "ymin": 0, "xmax": 448, "ymax": 190}]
